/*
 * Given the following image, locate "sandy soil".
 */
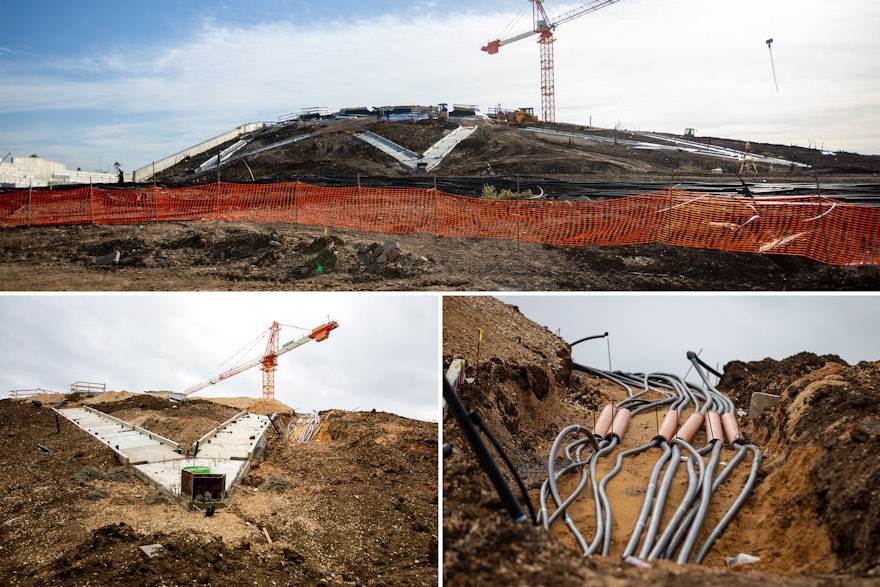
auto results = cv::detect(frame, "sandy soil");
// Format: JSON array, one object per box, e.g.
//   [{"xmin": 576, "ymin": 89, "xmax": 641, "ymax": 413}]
[
  {"xmin": 0, "ymin": 394, "xmax": 437, "ymax": 586},
  {"xmin": 442, "ymin": 296, "xmax": 880, "ymax": 586}
]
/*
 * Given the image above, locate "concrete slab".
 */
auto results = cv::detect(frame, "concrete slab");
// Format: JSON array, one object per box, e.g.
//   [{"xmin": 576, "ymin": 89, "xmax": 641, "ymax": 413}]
[
  {"xmin": 420, "ymin": 126, "xmax": 477, "ymax": 171},
  {"xmin": 356, "ymin": 125, "xmax": 477, "ymax": 171},
  {"xmin": 356, "ymin": 131, "xmax": 419, "ymax": 166},
  {"xmin": 59, "ymin": 406, "xmax": 269, "ymax": 503},
  {"xmin": 125, "ymin": 444, "xmax": 184, "ymax": 465},
  {"xmin": 140, "ymin": 544, "xmax": 164, "ymax": 559},
  {"xmin": 749, "ymin": 392, "xmax": 781, "ymax": 418},
  {"xmin": 195, "ymin": 413, "xmax": 271, "ymax": 460},
  {"xmin": 57, "ymin": 406, "xmax": 181, "ymax": 464}
]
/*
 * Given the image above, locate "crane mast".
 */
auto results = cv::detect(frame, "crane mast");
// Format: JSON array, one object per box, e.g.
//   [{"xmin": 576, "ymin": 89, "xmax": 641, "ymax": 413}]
[
  {"xmin": 482, "ymin": 0, "xmax": 621, "ymax": 123},
  {"xmin": 182, "ymin": 320, "xmax": 339, "ymax": 399}
]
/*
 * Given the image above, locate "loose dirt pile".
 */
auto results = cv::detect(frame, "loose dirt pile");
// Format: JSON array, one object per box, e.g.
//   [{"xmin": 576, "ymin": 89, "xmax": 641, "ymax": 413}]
[
  {"xmin": 0, "ymin": 394, "xmax": 437, "ymax": 586},
  {"xmin": 2, "ymin": 221, "xmax": 878, "ymax": 291},
  {"xmin": 442, "ymin": 296, "xmax": 880, "ymax": 586}
]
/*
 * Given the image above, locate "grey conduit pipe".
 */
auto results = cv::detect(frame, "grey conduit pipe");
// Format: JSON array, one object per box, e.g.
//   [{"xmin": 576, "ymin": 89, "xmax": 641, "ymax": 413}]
[
  {"xmin": 647, "ymin": 455, "xmax": 699, "ymax": 560},
  {"xmin": 692, "ymin": 443, "xmax": 762, "ymax": 564},
  {"xmin": 622, "ymin": 443, "xmax": 673, "ymax": 558},
  {"xmin": 676, "ymin": 438, "xmax": 723, "ymax": 564},
  {"xmin": 661, "ymin": 442, "xmax": 752, "ymax": 560},
  {"xmin": 585, "ymin": 437, "xmax": 616, "ymax": 555},
  {"xmin": 599, "ymin": 440, "xmax": 658, "ymax": 556},
  {"xmin": 650, "ymin": 412, "xmax": 723, "ymax": 560},
  {"xmin": 542, "ymin": 426, "xmax": 597, "ymax": 527},
  {"xmin": 541, "ymin": 425, "xmax": 600, "ymax": 553},
  {"xmin": 584, "ymin": 408, "xmax": 632, "ymax": 555},
  {"xmin": 639, "ymin": 441, "xmax": 683, "ymax": 559},
  {"xmin": 639, "ymin": 411, "xmax": 704, "ymax": 559}
]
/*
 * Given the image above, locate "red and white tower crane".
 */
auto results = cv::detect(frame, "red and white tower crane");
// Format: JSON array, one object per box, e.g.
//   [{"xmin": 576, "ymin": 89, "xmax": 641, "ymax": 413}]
[
  {"xmin": 482, "ymin": 0, "xmax": 621, "ymax": 123},
  {"xmin": 182, "ymin": 320, "xmax": 339, "ymax": 399}
]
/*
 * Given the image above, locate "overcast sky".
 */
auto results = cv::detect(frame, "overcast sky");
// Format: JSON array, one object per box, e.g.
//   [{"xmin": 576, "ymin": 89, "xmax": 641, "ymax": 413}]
[
  {"xmin": 496, "ymin": 293, "xmax": 880, "ymax": 379},
  {"xmin": 0, "ymin": 293, "xmax": 440, "ymax": 421},
  {"xmin": 2, "ymin": 0, "xmax": 878, "ymax": 172}
]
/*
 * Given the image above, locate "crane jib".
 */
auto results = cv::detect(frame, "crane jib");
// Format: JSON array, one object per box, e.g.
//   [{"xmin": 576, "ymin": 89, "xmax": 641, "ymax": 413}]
[{"xmin": 182, "ymin": 320, "xmax": 339, "ymax": 397}]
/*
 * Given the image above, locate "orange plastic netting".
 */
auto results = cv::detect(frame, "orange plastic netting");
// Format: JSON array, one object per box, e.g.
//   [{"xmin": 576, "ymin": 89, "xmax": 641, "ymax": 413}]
[{"xmin": 1, "ymin": 182, "xmax": 877, "ymax": 265}]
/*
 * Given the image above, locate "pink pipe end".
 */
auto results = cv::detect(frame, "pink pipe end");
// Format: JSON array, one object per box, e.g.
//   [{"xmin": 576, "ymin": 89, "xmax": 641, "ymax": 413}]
[
  {"xmin": 721, "ymin": 412, "xmax": 743, "ymax": 447},
  {"xmin": 607, "ymin": 407, "xmax": 632, "ymax": 440},
  {"xmin": 593, "ymin": 403, "xmax": 618, "ymax": 439},
  {"xmin": 675, "ymin": 412, "xmax": 705, "ymax": 444},
  {"xmin": 706, "ymin": 411, "xmax": 724, "ymax": 443},
  {"xmin": 657, "ymin": 410, "xmax": 679, "ymax": 442}
]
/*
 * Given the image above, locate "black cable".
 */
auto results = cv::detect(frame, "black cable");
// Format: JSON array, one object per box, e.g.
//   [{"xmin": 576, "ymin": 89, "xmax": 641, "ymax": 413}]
[
  {"xmin": 471, "ymin": 411, "xmax": 538, "ymax": 525},
  {"xmin": 570, "ymin": 332, "xmax": 608, "ymax": 347},
  {"xmin": 686, "ymin": 350, "xmax": 723, "ymax": 379},
  {"xmin": 443, "ymin": 377, "xmax": 527, "ymax": 523}
]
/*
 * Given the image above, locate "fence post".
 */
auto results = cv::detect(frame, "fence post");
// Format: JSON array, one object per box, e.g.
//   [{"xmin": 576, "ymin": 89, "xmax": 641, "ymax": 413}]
[
  {"xmin": 433, "ymin": 177, "xmax": 439, "ymax": 236},
  {"xmin": 357, "ymin": 173, "xmax": 361, "ymax": 230},
  {"xmin": 516, "ymin": 200, "xmax": 521, "ymax": 252},
  {"xmin": 27, "ymin": 183, "xmax": 32, "ymax": 228}
]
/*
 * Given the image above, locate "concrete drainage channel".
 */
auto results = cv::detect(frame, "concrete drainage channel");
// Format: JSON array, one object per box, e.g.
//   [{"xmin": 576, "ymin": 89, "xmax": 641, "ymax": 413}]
[
  {"xmin": 56, "ymin": 406, "xmax": 272, "ymax": 508},
  {"xmin": 356, "ymin": 125, "xmax": 477, "ymax": 171}
]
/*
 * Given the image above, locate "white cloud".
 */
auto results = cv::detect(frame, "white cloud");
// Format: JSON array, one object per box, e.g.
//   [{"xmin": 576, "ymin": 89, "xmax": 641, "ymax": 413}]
[
  {"xmin": 0, "ymin": 293, "xmax": 440, "ymax": 422},
  {"xmin": 1, "ymin": 0, "xmax": 878, "ymax": 169}
]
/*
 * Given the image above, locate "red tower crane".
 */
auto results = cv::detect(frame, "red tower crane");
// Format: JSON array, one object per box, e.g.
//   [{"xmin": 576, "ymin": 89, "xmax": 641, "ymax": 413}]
[
  {"xmin": 482, "ymin": 0, "xmax": 622, "ymax": 123},
  {"xmin": 182, "ymin": 320, "xmax": 339, "ymax": 399}
]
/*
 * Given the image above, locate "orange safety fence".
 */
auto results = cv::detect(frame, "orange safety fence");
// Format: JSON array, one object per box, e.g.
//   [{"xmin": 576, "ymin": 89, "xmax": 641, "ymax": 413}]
[{"xmin": 1, "ymin": 182, "xmax": 877, "ymax": 266}]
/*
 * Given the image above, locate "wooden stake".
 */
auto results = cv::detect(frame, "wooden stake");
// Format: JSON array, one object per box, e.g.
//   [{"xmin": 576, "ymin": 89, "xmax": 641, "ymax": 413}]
[{"xmin": 262, "ymin": 527, "xmax": 273, "ymax": 544}]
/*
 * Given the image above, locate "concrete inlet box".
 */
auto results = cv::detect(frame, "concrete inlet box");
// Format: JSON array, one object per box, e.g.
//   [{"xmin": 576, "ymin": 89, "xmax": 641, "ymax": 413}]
[{"xmin": 181, "ymin": 469, "xmax": 226, "ymax": 501}]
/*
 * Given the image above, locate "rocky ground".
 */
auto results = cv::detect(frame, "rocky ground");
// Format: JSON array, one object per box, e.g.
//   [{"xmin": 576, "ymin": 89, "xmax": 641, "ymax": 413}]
[
  {"xmin": 1, "ymin": 221, "xmax": 879, "ymax": 291},
  {"xmin": 0, "ymin": 392, "xmax": 437, "ymax": 587},
  {"xmin": 442, "ymin": 296, "xmax": 880, "ymax": 586}
]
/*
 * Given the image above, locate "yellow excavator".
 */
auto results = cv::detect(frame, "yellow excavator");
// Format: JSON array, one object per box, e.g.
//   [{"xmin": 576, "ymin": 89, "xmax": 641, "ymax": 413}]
[{"xmin": 497, "ymin": 106, "xmax": 539, "ymax": 125}]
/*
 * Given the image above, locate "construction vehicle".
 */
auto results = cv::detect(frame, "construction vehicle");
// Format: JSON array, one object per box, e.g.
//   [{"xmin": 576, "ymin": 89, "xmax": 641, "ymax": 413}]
[
  {"xmin": 495, "ymin": 107, "xmax": 540, "ymax": 126},
  {"xmin": 182, "ymin": 320, "xmax": 339, "ymax": 399},
  {"xmin": 482, "ymin": 0, "xmax": 622, "ymax": 123}
]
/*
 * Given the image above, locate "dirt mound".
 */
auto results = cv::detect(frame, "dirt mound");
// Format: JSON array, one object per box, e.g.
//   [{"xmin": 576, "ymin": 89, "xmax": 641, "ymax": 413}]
[
  {"xmin": 244, "ymin": 398, "xmax": 296, "ymax": 415},
  {"xmin": 82, "ymin": 390, "xmax": 138, "ymax": 404},
  {"xmin": 18, "ymin": 391, "xmax": 67, "ymax": 404},
  {"xmin": 152, "ymin": 118, "xmax": 880, "ymax": 184},
  {"xmin": 0, "ymin": 395, "xmax": 437, "ymax": 586},
  {"xmin": 721, "ymin": 357, "xmax": 880, "ymax": 575},
  {"xmin": 205, "ymin": 396, "xmax": 259, "ymax": 411},
  {"xmin": 442, "ymin": 296, "xmax": 880, "ymax": 586},
  {"xmin": 204, "ymin": 396, "xmax": 296, "ymax": 415}
]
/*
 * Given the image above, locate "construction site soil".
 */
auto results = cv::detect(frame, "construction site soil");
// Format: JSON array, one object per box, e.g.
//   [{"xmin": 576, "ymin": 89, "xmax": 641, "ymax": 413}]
[
  {"xmin": 0, "ymin": 393, "xmax": 437, "ymax": 586},
  {"xmin": 442, "ymin": 296, "xmax": 880, "ymax": 587},
  {"xmin": 2, "ymin": 119, "xmax": 879, "ymax": 291}
]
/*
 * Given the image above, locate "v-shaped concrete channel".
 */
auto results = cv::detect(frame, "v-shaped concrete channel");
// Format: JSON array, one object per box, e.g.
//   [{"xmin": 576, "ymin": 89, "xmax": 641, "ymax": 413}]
[
  {"xmin": 355, "ymin": 125, "xmax": 477, "ymax": 171},
  {"xmin": 56, "ymin": 406, "xmax": 272, "ymax": 501}
]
